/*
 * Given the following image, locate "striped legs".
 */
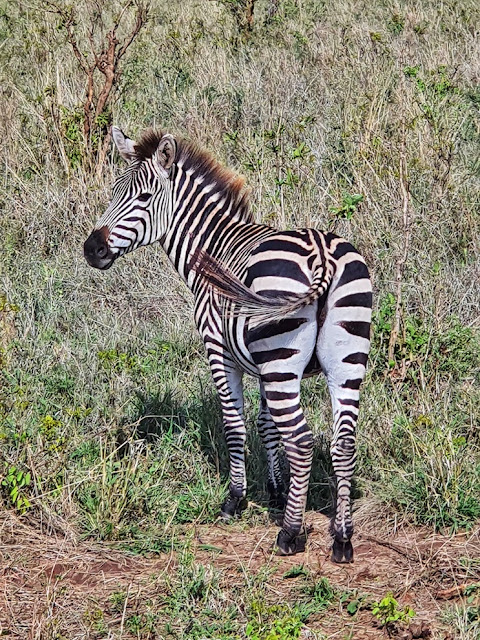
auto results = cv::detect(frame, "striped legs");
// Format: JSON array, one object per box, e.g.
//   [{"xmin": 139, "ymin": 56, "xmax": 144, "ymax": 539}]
[
  {"xmin": 207, "ymin": 352, "xmax": 247, "ymax": 518},
  {"xmin": 317, "ymin": 303, "xmax": 370, "ymax": 562},
  {"xmin": 261, "ymin": 377, "xmax": 313, "ymax": 554},
  {"xmin": 327, "ymin": 383, "xmax": 360, "ymax": 563},
  {"xmin": 257, "ymin": 382, "xmax": 285, "ymax": 511}
]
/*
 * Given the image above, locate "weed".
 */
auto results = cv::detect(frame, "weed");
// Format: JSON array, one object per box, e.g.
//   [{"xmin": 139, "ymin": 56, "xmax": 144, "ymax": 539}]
[
  {"xmin": 302, "ymin": 577, "xmax": 336, "ymax": 611},
  {"xmin": 97, "ymin": 348, "xmax": 138, "ymax": 372},
  {"xmin": 275, "ymin": 168, "xmax": 299, "ymax": 188},
  {"xmin": 1, "ymin": 465, "xmax": 32, "ymax": 513},
  {"xmin": 246, "ymin": 601, "xmax": 304, "ymax": 640},
  {"xmin": 291, "ymin": 142, "xmax": 309, "ymax": 160},
  {"xmin": 39, "ymin": 414, "xmax": 61, "ymax": 440},
  {"xmin": 339, "ymin": 590, "xmax": 370, "ymax": 616},
  {"xmin": 0, "ymin": 295, "xmax": 19, "ymax": 313},
  {"xmin": 372, "ymin": 593, "xmax": 415, "ymax": 627},
  {"xmin": 387, "ymin": 13, "xmax": 405, "ymax": 35},
  {"xmin": 329, "ymin": 193, "xmax": 363, "ymax": 220},
  {"xmin": 443, "ymin": 602, "xmax": 480, "ymax": 639},
  {"xmin": 109, "ymin": 590, "xmax": 128, "ymax": 613},
  {"xmin": 283, "ymin": 564, "xmax": 309, "ymax": 579}
]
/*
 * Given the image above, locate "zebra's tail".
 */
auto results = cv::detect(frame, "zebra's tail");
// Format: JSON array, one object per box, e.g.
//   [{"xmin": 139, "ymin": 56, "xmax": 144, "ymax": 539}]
[{"xmin": 191, "ymin": 248, "xmax": 335, "ymax": 323}]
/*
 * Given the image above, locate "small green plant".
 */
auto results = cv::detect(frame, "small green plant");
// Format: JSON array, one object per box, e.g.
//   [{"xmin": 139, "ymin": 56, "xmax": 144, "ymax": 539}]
[
  {"xmin": 83, "ymin": 608, "xmax": 107, "ymax": 634},
  {"xmin": 443, "ymin": 602, "xmax": 480, "ymax": 638},
  {"xmin": 97, "ymin": 348, "xmax": 138, "ymax": 372},
  {"xmin": 290, "ymin": 142, "xmax": 309, "ymax": 160},
  {"xmin": 370, "ymin": 31, "xmax": 384, "ymax": 43},
  {"xmin": 109, "ymin": 590, "xmax": 128, "ymax": 613},
  {"xmin": 329, "ymin": 193, "xmax": 363, "ymax": 220},
  {"xmin": 59, "ymin": 105, "xmax": 84, "ymax": 169},
  {"xmin": 1, "ymin": 466, "xmax": 32, "ymax": 513},
  {"xmin": 339, "ymin": 589, "xmax": 369, "ymax": 616},
  {"xmin": 387, "ymin": 13, "xmax": 404, "ymax": 35},
  {"xmin": 372, "ymin": 593, "xmax": 415, "ymax": 627},
  {"xmin": 223, "ymin": 130, "xmax": 239, "ymax": 143},
  {"xmin": 246, "ymin": 601, "xmax": 303, "ymax": 640},
  {"xmin": 464, "ymin": 584, "xmax": 480, "ymax": 604},
  {"xmin": 283, "ymin": 564, "xmax": 309, "ymax": 579},
  {"xmin": 303, "ymin": 576, "xmax": 336, "ymax": 610},
  {"xmin": 276, "ymin": 168, "xmax": 299, "ymax": 188},
  {"xmin": 0, "ymin": 294, "xmax": 19, "ymax": 313},
  {"xmin": 39, "ymin": 414, "xmax": 61, "ymax": 440},
  {"xmin": 65, "ymin": 406, "xmax": 92, "ymax": 419}
]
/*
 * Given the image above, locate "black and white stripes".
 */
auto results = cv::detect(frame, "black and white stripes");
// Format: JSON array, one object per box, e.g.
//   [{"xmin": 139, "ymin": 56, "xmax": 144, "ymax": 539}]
[{"xmin": 84, "ymin": 127, "xmax": 372, "ymax": 563}]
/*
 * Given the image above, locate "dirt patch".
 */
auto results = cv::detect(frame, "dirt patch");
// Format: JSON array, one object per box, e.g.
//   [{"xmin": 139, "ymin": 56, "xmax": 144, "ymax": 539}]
[{"xmin": 0, "ymin": 511, "xmax": 477, "ymax": 639}]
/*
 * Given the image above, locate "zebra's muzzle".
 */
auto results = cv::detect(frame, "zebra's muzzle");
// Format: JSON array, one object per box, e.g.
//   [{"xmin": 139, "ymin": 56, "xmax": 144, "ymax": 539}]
[{"xmin": 84, "ymin": 227, "xmax": 116, "ymax": 270}]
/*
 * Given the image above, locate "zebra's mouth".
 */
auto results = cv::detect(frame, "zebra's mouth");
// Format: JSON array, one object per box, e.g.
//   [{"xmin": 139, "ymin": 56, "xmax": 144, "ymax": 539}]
[
  {"xmin": 95, "ymin": 256, "xmax": 116, "ymax": 270},
  {"xmin": 84, "ymin": 251, "xmax": 117, "ymax": 270},
  {"xmin": 84, "ymin": 227, "xmax": 117, "ymax": 270}
]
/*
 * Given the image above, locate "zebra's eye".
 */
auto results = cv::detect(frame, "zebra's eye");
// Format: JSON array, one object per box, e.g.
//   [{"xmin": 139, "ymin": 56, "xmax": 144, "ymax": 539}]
[{"xmin": 137, "ymin": 193, "xmax": 152, "ymax": 202}]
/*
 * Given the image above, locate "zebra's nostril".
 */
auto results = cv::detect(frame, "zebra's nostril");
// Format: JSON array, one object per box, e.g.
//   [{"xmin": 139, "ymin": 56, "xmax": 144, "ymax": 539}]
[{"xmin": 97, "ymin": 245, "xmax": 108, "ymax": 259}]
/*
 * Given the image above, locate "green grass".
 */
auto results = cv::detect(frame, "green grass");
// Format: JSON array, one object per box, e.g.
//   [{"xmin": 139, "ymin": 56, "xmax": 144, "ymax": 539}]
[{"xmin": 1, "ymin": 0, "xmax": 480, "ymax": 637}]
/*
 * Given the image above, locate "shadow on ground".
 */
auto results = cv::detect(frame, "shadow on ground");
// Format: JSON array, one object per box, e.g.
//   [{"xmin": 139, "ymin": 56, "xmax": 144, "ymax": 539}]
[{"xmin": 120, "ymin": 386, "xmax": 359, "ymax": 521}]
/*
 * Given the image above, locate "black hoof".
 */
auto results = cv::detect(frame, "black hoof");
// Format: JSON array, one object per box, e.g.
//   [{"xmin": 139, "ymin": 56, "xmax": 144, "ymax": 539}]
[
  {"xmin": 331, "ymin": 539, "xmax": 354, "ymax": 563},
  {"xmin": 276, "ymin": 528, "xmax": 306, "ymax": 555},
  {"xmin": 220, "ymin": 495, "xmax": 248, "ymax": 520}
]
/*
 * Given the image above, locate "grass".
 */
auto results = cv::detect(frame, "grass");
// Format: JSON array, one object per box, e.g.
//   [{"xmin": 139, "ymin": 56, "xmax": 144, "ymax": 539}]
[{"xmin": 1, "ymin": 0, "xmax": 480, "ymax": 637}]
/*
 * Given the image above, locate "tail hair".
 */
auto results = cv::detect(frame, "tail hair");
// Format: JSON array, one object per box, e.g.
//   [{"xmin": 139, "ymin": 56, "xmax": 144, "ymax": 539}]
[{"xmin": 191, "ymin": 248, "xmax": 334, "ymax": 324}]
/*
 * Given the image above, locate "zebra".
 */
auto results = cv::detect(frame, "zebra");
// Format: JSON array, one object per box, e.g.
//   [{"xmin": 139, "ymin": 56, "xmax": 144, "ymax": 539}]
[{"xmin": 84, "ymin": 126, "xmax": 372, "ymax": 563}]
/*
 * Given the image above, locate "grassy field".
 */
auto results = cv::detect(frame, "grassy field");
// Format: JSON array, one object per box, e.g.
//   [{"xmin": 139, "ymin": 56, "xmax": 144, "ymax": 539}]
[{"xmin": 0, "ymin": 0, "xmax": 480, "ymax": 637}]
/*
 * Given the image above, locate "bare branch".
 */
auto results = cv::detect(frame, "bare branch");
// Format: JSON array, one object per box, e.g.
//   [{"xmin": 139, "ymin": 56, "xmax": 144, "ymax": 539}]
[
  {"xmin": 117, "ymin": 3, "xmax": 149, "ymax": 60},
  {"xmin": 113, "ymin": 0, "xmax": 134, "ymax": 33},
  {"xmin": 388, "ymin": 125, "xmax": 412, "ymax": 378},
  {"xmin": 42, "ymin": 1, "xmax": 91, "ymax": 74},
  {"xmin": 87, "ymin": 20, "xmax": 99, "ymax": 67}
]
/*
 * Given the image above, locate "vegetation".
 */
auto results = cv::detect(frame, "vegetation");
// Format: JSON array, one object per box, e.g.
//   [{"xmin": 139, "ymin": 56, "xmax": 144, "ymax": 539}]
[{"xmin": 0, "ymin": 0, "xmax": 479, "ymax": 637}]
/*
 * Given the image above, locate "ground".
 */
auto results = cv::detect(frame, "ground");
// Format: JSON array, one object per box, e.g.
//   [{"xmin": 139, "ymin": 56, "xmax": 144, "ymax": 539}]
[{"xmin": 1, "ymin": 509, "xmax": 478, "ymax": 639}]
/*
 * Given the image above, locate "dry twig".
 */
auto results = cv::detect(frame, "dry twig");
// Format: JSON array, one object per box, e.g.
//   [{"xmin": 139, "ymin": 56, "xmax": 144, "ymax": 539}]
[{"xmin": 388, "ymin": 126, "xmax": 413, "ymax": 378}]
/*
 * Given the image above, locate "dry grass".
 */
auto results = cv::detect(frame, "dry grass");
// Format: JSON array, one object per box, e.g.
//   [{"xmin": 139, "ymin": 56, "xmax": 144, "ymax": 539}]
[{"xmin": 1, "ymin": 0, "xmax": 480, "ymax": 637}]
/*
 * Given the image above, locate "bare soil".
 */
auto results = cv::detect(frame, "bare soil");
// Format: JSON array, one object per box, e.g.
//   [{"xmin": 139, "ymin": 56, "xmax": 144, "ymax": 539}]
[{"xmin": 0, "ymin": 510, "xmax": 478, "ymax": 639}]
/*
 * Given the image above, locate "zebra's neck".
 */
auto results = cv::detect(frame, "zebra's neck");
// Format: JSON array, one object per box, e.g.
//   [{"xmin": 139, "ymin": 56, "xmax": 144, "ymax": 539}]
[{"xmin": 159, "ymin": 163, "xmax": 266, "ymax": 287}]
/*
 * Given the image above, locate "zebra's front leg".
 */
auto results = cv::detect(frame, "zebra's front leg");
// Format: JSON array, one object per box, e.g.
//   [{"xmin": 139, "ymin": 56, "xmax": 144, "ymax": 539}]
[
  {"xmin": 208, "ymin": 356, "xmax": 248, "ymax": 519},
  {"xmin": 257, "ymin": 382, "xmax": 286, "ymax": 514},
  {"xmin": 262, "ymin": 378, "xmax": 313, "ymax": 555}
]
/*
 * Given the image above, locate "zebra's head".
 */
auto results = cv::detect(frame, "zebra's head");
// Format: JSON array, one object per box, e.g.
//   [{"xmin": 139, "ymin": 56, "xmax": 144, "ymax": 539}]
[{"xmin": 84, "ymin": 126, "xmax": 176, "ymax": 270}]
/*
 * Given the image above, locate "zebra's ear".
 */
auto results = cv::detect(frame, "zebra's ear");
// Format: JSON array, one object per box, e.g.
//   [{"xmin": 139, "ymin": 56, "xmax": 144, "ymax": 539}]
[
  {"xmin": 112, "ymin": 126, "xmax": 136, "ymax": 162},
  {"xmin": 153, "ymin": 134, "xmax": 177, "ymax": 174}
]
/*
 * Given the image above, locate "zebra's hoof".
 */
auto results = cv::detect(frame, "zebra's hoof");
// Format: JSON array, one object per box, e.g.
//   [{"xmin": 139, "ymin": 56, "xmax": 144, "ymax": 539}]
[
  {"xmin": 220, "ymin": 495, "xmax": 248, "ymax": 520},
  {"xmin": 276, "ymin": 528, "xmax": 306, "ymax": 555},
  {"xmin": 331, "ymin": 539, "xmax": 354, "ymax": 563}
]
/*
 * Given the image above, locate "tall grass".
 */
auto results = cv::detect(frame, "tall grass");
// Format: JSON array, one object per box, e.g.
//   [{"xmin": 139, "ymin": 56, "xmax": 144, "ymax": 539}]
[{"xmin": 1, "ymin": 0, "xmax": 479, "ymax": 557}]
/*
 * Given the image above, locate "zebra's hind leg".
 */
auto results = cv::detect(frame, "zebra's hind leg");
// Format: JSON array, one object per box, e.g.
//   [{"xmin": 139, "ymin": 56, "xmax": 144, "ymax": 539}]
[
  {"xmin": 318, "ymin": 326, "xmax": 370, "ymax": 562},
  {"xmin": 328, "ymin": 395, "xmax": 358, "ymax": 564},
  {"xmin": 257, "ymin": 381, "xmax": 286, "ymax": 515},
  {"xmin": 319, "ymin": 366, "xmax": 366, "ymax": 563},
  {"xmin": 261, "ymin": 377, "xmax": 313, "ymax": 555}
]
